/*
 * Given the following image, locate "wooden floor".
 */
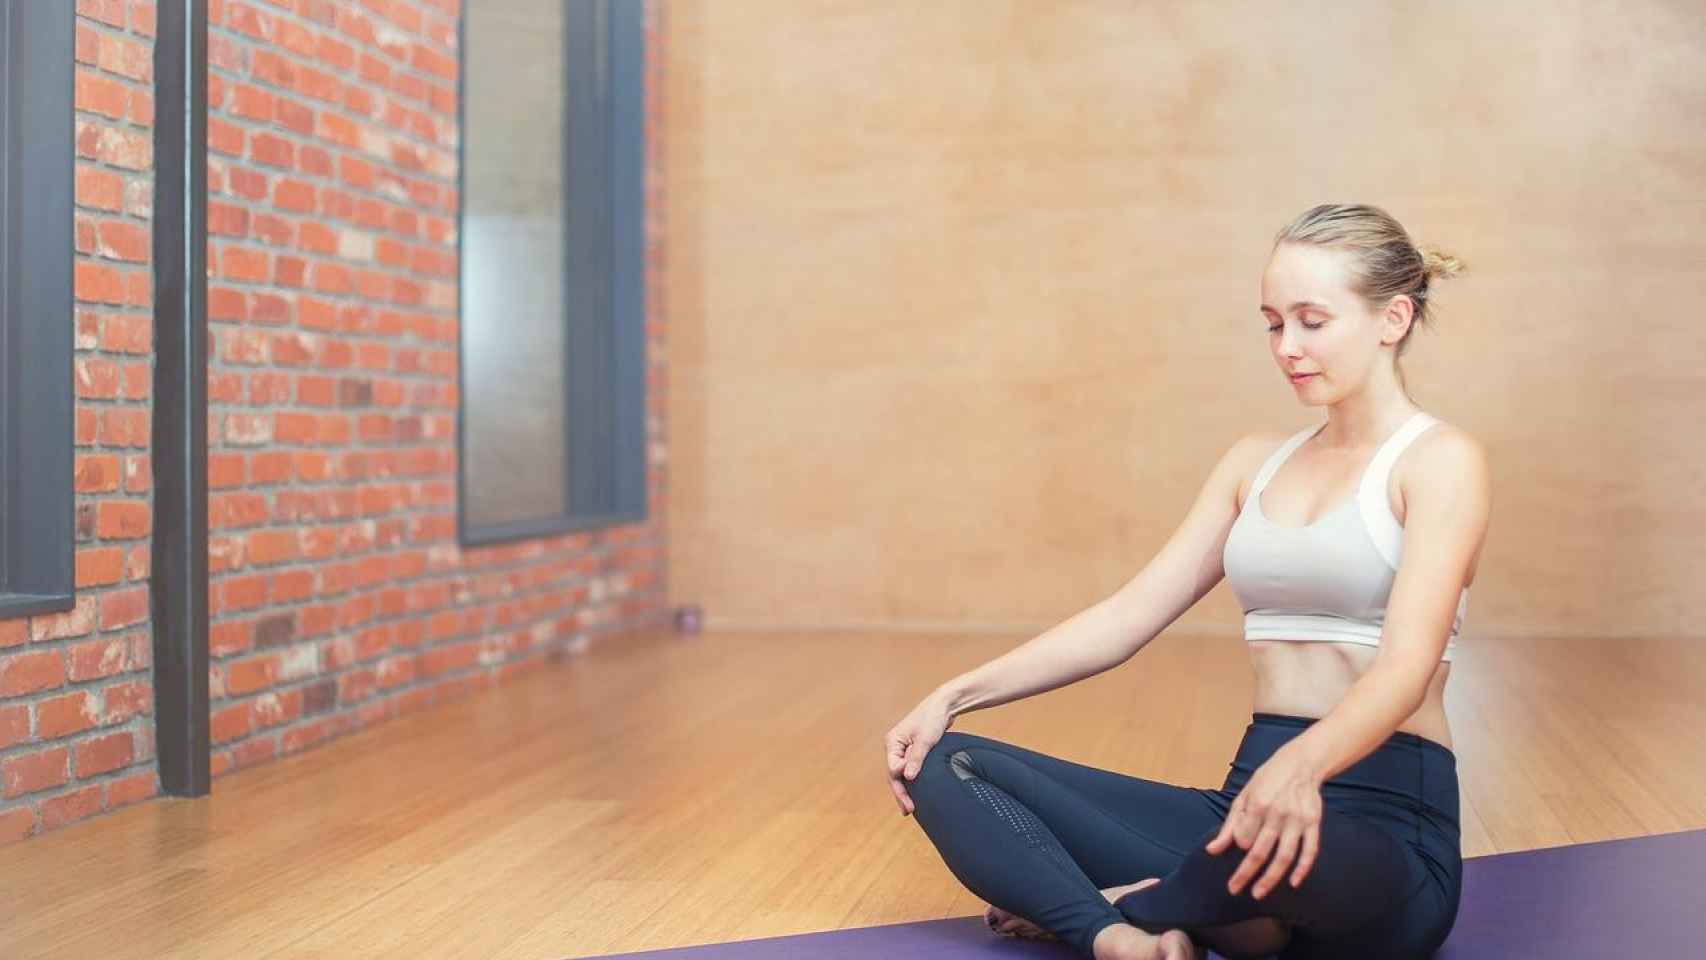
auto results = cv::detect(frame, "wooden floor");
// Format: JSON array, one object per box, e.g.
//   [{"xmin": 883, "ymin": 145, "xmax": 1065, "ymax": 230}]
[{"xmin": 5, "ymin": 628, "xmax": 1706, "ymax": 959}]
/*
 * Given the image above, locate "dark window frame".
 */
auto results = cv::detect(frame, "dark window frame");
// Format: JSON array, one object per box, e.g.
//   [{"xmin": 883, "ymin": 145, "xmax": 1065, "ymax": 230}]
[
  {"xmin": 455, "ymin": 0, "xmax": 648, "ymax": 547},
  {"xmin": 0, "ymin": 2, "xmax": 75, "ymax": 619}
]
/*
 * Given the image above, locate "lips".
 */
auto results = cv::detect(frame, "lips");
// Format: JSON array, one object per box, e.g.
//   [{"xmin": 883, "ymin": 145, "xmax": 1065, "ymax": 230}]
[{"xmin": 1290, "ymin": 373, "xmax": 1317, "ymax": 382}]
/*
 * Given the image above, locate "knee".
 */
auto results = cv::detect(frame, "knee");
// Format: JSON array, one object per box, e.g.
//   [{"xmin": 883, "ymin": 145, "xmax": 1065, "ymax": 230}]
[{"xmin": 907, "ymin": 731, "xmax": 981, "ymax": 800}]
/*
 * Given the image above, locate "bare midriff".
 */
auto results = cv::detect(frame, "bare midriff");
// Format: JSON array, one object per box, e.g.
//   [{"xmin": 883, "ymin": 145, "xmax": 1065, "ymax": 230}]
[{"xmin": 1248, "ymin": 637, "xmax": 1454, "ymax": 752}]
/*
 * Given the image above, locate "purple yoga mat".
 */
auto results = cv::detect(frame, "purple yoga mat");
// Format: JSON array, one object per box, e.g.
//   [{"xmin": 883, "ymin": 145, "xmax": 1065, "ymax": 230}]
[{"xmin": 575, "ymin": 828, "xmax": 1706, "ymax": 959}]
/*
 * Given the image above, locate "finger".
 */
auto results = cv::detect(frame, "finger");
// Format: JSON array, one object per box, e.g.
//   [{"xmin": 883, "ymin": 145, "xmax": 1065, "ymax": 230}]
[
  {"xmin": 1205, "ymin": 800, "xmax": 1242, "ymax": 853},
  {"xmin": 1291, "ymin": 822, "xmax": 1319, "ymax": 887},
  {"xmin": 1228, "ymin": 823, "xmax": 1279, "ymax": 896},
  {"xmin": 1252, "ymin": 825, "xmax": 1301, "ymax": 900},
  {"xmin": 1205, "ymin": 813, "xmax": 1234, "ymax": 854},
  {"xmin": 887, "ymin": 735, "xmax": 908, "ymax": 774},
  {"xmin": 889, "ymin": 774, "xmax": 911, "ymax": 814}
]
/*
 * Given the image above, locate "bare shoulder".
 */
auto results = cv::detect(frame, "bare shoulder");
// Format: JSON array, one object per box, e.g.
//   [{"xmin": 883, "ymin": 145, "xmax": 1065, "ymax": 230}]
[
  {"xmin": 1410, "ymin": 421, "xmax": 1490, "ymax": 478},
  {"xmin": 1226, "ymin": 430, "xmax": 1294, "ymax": 507},
  {"xmin": 1402, "ymin": 421, "xmax": 1492, "ymax": 504}
]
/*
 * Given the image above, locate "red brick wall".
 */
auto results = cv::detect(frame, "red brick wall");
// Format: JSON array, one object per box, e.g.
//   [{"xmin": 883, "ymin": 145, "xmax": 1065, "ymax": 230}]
[
  {"xmin": 0, "ymin": 1, "xmax": 162, "ymax": 845},
  {"xmin": 1, "ymin": 0, "xmax": 668, "ymax": 846},
  {"xmin": 200, "ymin": 0, "xmax": 668, "ymax": 778}
]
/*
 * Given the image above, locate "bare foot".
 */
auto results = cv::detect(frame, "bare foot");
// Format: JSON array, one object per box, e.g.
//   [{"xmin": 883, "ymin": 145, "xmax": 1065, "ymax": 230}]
[
  {"xmin": 1092, "ymin": 924, "xmax": 1205, "ymax": 960},
  {"xmin": 983, "ymin": 877, "xmax": 1165, "ymax": 941}
]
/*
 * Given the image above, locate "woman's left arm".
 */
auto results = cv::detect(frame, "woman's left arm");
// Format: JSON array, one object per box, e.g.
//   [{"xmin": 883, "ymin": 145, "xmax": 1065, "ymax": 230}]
[{"xmin": 1208, "ymin": 428, "xmax": 1492, "ymax": 900}]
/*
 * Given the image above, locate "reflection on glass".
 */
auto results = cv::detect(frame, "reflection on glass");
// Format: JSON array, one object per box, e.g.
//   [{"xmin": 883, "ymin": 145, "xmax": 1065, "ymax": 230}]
[{"xmin": 462, "ymin": 0, "xmax": 571, "ymax": 529}]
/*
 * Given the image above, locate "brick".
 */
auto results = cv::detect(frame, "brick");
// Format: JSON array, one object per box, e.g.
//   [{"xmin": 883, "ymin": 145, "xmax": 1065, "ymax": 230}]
[
  {"xmin": 276, "ymin": 97, "xmax": 315, "ymax": 136},
  {"xmin": 227, "ymin": 2, "xmax": 272, "ymax": 41},
  {"xmin": 252, "ymin": 212, "xmax": 293, "ymax": 246},
  {"xmin": 37, "ymin": 692, "xmax": 102, "ymax": 741},
  {"xmin": 0, "ymin": 808, "xmax": 35, "ymax": 845},
  {"xmin": 67, "ymin": 637, "xmax": 131, "ymax": 684},
  {"xmin": 75, "ymin": 358, "xmax": 122, "ymax": 399},
  {"xmin": 130, "ymin": 89, "xmax": 155, "ymax": 127},
  {"xmin": 3, "ymin": 748, "xmax": 70, "ymax": 799},
  {"xmin": 208, "ymin": 201, "xmax": 249, "ymax": 237},
  {"xmin": 274, "ymin": 255, "xmax": 307, "ymax": 287},
  {"xmin": 96, "ymin": 220, "xmax": 150, "ymax": 262},
  {"xmin": 75, "ymin": 215, "xmax": 98, "ymax": 254},
  {"xmin": 219, "ymin": 575, "xmax": 269, "ymax": 612},
  {"xmin": 76, "ymin": 732, "xmax": 136, "ymax": 778},
  {"xmin": 100, "ymin": 588, "xmax": 150, "ymax": 630},
  {"xmin": 126, "ymin": 544, "xmax": 150, "ymax": 579},
  {"xmin": 209, "ymin": 456, "xmax": 247, "ymax": 491},
  {"xmin": 0, "ymin": 704, "xmax": 28, "ymax": 750},
  {"xmin": 210, "ymin": 620, "xmax": 252, "ymax": 656},
  {"xmin": 32, "ymin": 597, "xmax": 98, "ymax": 643},
  {"xmin": 101, "ymin": 314, "xmax": 152, "ymax": 353},
  {"xmin": 251, "ymin": 293, "xmax": 292, "ymax": 325},
  {"xmin": 275, "ymin": 179, "xmax": 316, "ymax": 213},
  {"xmin": 246, "ymin": 530, "xmax": 300, "ymax": 566},
  {"xmin": 250, "ymin": 451, "xmax": 293, "ymax": 484},
  {"xmin": 76, "ymin": 24, "xmax": 100, "ymax": 63},
  {"xmin": 0, "ymin": 623, "xmax": 26, "ymax": 650},
  {"xmin": 106, "ymin": 770, "xmax": 158, "ymax": 809},
  {"xmin": 211, "ymin": 702, "xmax": 252, "ymax": 743},
  {"xmin": 0, "ymin": 650, "xmax": 66, "ymax": 698},
  {"xmin": 208, "ymin": 286, "xmax": 247, "ymax": 322},
  {"xmin": 298, "ymin": 222, "xmax": 338, "ymax": 256},
  {"xmin": 76, "ymin": 69, "xmax": 130, "ymax": 119},
  {"xmin": 102, "ymin": 679, "xmax": 151, "ymax": 724},
  {"xmin": 76, "ymin": 547, "xmax": 127, "ymax": 587},
  {"xmin": 97, "ymin": 408, "xmax": 151, "ymax": 447},
  {"xmin": 96, "ymin": 32, "xmax": 152, "ymax": 82},
  {"xmin": 251, "ymin": 132, "xmax": 295, "ymax": 169},
  {"xmin": 230, "ymin": 737, "xmax": 277, "ymax": 769},
  {"xmin": 75, "ymin": 454, "xmax": 123, "ymax": 494},
  {"xmin": 249, "ymin": 48, "xmax": 294, "ymax": 87},
  {"xmin": 297, "ymin": 374, "xmax": 336, "ymax": 406},
  {"xmin": 273, "ymin": 570, "xmax": 315, "ymax": 604},
  {"xmin": 299, "ymin": 144, "xmax": 334, "ymax": 177},
  {"xmin": 220, "ymin": 246, "xmax": 269, "ymax": 283},
  {"xmin": 96, "ymin": 501, "xmax": 152, "ymax": 539},
  {"xmin": 227, "ymin": 654, "xmax": 279, "ymax": 695},
  {"xmin": 76, "ymin": 168, "xmax": 126, "ymax": 211},
  {"xmin": 40, "ymin": 785, "xmax": 105, "ymax": 831},
  {"xmin": 132, "ymin": 2, "xmax": 158, "ymax": 38}
]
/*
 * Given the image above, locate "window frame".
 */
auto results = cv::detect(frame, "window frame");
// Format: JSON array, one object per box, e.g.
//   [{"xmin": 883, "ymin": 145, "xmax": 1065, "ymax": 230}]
[
  {"xmin": 0, "ymin": 2, "xmax": 75, "ymax": 619},
  {"xmin": 454, "ymin": 0, "xmax": 648, "ymax": 547}
]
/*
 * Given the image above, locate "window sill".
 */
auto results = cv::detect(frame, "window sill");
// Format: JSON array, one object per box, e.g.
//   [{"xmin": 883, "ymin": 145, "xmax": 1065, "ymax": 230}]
[{"xmin": 0, "ymin": 592, "xmax": 76, "ymax": 621}]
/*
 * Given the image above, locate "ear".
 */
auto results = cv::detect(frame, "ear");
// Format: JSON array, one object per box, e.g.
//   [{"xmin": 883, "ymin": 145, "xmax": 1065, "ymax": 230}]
[{"xmin": 1381, "ymin": 294, "xmax": 1415, "ymax": 344}]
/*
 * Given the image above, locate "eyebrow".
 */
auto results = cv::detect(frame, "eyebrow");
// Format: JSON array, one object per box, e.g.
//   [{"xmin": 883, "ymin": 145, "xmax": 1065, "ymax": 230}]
[{"xmin": 1260, "ymin": 300, "xmax": 1330, "ymax": 314}]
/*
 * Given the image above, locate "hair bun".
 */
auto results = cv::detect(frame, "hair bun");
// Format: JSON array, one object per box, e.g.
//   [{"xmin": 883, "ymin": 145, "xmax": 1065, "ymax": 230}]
[{"xmin": 1421, "ymin": 247, "xmax": 1464, "ymax": 282}]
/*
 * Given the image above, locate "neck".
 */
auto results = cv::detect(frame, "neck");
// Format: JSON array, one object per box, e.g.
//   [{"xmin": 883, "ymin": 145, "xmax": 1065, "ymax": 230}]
[{"xmin": 1318, "ymin": 376, "xmax": 1417, "ymax": 449}]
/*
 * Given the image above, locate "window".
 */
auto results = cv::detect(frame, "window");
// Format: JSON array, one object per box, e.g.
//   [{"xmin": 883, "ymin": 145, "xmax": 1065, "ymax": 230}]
[
  {"xmin": 1, "ymin": 2, "xmax": 75, "ymax": 617},
  {"xmin": 457, "ymin": 0, "xmax": 647, "ymax": 545}
]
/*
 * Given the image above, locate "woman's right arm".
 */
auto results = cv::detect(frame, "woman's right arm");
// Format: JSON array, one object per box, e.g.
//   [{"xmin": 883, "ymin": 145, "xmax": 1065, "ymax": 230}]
[{"xmin": 928, "ymin": 434, "xmax": 1259, "ymax": 722}]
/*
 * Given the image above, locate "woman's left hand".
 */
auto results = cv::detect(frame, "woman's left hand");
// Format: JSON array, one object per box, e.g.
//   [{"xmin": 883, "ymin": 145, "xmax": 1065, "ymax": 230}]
[{"xmin": 1204, "ymin": 744, "xmax": 1324, "ymax": 900}]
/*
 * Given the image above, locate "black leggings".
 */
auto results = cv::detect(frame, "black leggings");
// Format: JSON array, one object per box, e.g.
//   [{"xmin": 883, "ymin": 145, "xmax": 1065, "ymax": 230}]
[{"xmin": 906, "ymin": 714, "xmax": 1461, "ymax": 959}]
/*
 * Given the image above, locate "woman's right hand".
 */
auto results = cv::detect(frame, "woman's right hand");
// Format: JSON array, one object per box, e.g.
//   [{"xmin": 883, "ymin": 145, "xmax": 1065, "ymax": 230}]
[{"xmin": 884, "ymin": 692, "xmax": 953, "ymax": 816}]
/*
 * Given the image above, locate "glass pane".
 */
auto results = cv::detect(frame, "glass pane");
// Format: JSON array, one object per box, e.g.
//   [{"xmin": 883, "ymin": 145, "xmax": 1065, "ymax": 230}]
[{"xmin": 461, "ymin": 0, "xmax": 570, "ymax": 530}]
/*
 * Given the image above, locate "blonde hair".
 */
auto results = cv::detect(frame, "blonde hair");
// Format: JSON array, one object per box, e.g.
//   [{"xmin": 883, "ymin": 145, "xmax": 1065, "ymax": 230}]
[{"xmin": 1272, "ymin": 204, "xmax": 1464, "ymax": 382}]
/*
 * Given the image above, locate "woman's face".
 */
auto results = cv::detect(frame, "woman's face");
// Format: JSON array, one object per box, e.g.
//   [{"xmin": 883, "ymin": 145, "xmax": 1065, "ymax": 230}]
[{"xmin": 1260, "ymin": 242, "xmax": 1400, "ymax": 402}]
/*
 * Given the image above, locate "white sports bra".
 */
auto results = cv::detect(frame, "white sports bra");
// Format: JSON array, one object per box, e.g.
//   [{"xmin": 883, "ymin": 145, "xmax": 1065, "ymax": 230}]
[{"xmin": 1221, "ymin": 411, "xmax": 1467, "ymax": 662}]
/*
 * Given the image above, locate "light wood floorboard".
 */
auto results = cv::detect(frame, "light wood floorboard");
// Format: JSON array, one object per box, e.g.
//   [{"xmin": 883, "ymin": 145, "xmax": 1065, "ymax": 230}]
[{"xmin": 4, "ymin": 630, "xmax": 1703, "ymax": 958}]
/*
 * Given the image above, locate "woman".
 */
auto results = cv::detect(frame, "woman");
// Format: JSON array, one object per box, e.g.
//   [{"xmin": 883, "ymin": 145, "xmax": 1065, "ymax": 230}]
[{"xmin": 883, "ymin": 204, "xmax": 1490, "ymax": 960}]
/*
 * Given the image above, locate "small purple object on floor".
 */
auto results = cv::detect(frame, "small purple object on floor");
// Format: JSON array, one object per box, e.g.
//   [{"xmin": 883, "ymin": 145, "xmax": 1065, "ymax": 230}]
[{"xmin": 572, "ymin": 827, "xmax": 1706, "ymax": 959}]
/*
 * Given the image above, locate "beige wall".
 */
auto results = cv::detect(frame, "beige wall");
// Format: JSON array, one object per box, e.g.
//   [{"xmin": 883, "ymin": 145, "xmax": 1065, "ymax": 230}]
[{"xmin": 664, "ymin": 1, "xmax": 1706, "ymax": 641}]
